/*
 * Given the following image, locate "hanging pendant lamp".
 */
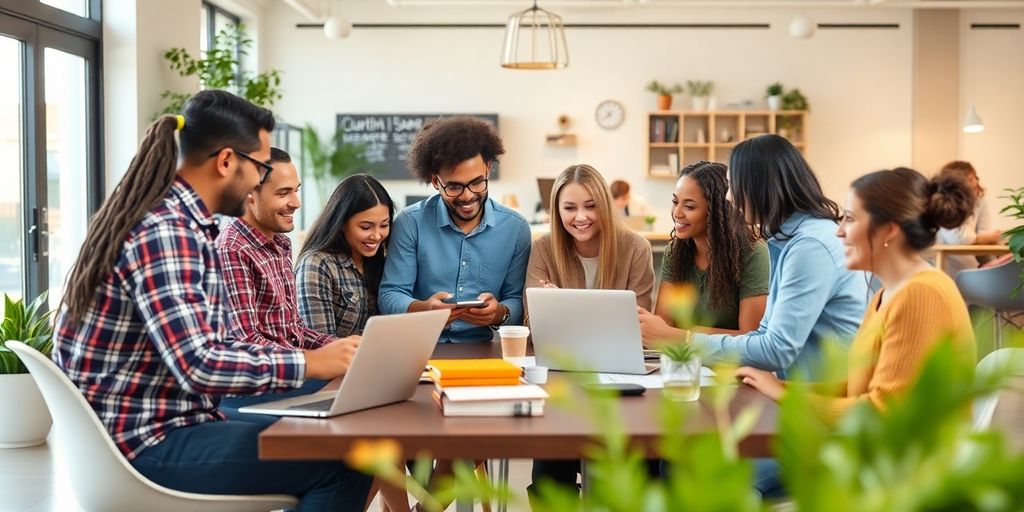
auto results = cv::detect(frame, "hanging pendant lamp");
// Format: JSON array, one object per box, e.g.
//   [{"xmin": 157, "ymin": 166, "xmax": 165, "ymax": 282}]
[
  {"xmin": 500, "ymin": 0, "xmax": 569, "ymax": 70},
  {"xmin": 962, "ymin": 105, "xmax": 984, "ymax": 134}
]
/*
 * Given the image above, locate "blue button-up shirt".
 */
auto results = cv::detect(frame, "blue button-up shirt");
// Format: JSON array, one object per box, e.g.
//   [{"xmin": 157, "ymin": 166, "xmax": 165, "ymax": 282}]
[
  {"xmin": 693, "ymin": 212, "xmax": 868, "ymax": 379},
  {"xmin": 379, "ymin": 195, "xmax": 532, "ymax": 343}
]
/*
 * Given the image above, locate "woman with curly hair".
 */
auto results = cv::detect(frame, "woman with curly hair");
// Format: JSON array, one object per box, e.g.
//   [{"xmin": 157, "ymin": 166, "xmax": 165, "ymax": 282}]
[{"xmin": 638, "ymin": 161, "xmax": 769, "ymax": 340}]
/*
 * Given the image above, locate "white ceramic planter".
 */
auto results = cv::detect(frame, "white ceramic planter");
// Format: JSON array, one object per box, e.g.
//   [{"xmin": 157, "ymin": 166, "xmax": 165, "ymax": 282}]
[
  {"xmin": 691, "ymin": 96, "xmax": 709, "ymax": 111},
  {"xmin": 0, "ymin": 373, "xmax": 52, "ymax": 448},
  {"xmin": 767, "ymin": 95, "xmax": 782, "ymax": 111}
]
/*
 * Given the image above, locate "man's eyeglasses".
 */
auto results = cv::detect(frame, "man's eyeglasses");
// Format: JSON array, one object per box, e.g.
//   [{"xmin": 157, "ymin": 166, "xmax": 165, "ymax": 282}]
[
  {"xmin": 437, "ymin": 177, "xmax": 488, "ymax": 198},
  {"xmin": 208, "ymin": 148, "xmax": 274, "ymax": 184}
]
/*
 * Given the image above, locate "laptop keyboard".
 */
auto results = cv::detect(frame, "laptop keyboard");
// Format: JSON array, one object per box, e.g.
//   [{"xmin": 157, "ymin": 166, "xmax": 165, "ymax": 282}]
[{"xmin": 288, "ymin": 398, "xmax": 335, "ymax": 412}]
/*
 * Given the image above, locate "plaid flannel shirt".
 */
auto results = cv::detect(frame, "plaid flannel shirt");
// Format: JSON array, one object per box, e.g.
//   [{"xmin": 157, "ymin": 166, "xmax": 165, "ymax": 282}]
[
  {"xmin": 216, "ymin": 218, "xmax": 333, "ymax": 349},
  {"xmin": 53, "ymin": 178, "xmax": 305, "ymax": 460},
  {"xmin": 295, "ymin": 251, "xmax": 376, "ymax": 338}
]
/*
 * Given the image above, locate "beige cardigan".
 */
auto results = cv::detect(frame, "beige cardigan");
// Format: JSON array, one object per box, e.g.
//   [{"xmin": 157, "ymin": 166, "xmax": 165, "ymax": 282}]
[{"xmin": 525, "ymin": 229, "xmax": 655, "ymax": 324}]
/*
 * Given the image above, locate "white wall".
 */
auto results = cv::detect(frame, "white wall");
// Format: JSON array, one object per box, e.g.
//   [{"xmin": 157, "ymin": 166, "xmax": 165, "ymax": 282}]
[
  {"xmin": 261, "ymin": 1, "xmax": 914, "ymax": 232},
  {"xmin": 960, "ymin": 10, "xmax": 1024, "ymax": 229}
]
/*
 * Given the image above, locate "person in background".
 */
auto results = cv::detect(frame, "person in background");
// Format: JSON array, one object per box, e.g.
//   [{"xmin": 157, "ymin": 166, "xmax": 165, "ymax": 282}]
[
  {"xmin": 652, "ymin": 134, "xmax": 867, "ymax": 380},
  {"xmin": 378, "ymin": 116, "xmax": 531, "ymax": 343},
  {"xmin": 610, "ymin": 179, "xmax": 650, "ymax": 218},
  {"xmin": 53, "ymin": 90, "xmax": 371, "ymax": 511},
  {"xmin": 736, "ymin": 167, "xmax": 977, "ymax": 498},
  {"xmin": 933, "ymin": 160, "xmax": 1003, "ymax": 276},
  {"xmin": 296, "ymin": 174, "xmax": 394, "ymax": 338},
  {"xmin": 637, "ymin": 160, "xmax": 769, "ymax": 337}
]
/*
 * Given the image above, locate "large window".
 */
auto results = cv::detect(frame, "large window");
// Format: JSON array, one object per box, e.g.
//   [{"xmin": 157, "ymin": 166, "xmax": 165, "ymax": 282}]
[
  {"xmin": 0, "ymin": 2, "xmax": 101, "ymax": 303},
  {"xmin": 200, "ymin": 1, "xmax": 241, "ymax": 59}
]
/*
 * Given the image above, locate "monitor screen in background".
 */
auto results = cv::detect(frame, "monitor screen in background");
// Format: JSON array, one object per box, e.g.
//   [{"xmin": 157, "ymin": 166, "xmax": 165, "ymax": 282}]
[{"xmin": 537, "ymin": 178, "xmax": 555, "ymax": 211}]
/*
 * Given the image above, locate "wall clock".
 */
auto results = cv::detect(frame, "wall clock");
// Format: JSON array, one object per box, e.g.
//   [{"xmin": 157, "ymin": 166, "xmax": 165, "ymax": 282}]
[{"xmin": 595, "ymin": 100, "xmax": 625, "ymax": 130}]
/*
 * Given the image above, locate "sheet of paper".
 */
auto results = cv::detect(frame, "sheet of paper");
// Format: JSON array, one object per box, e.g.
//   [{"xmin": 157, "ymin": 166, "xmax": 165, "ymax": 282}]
[
  {"xmin": 503, "ymin": 356, "xmax": 536, "ymax": 368},
  {"xmin": 597, "ymin": 367, "xmax": 717, "ymax": 388}
]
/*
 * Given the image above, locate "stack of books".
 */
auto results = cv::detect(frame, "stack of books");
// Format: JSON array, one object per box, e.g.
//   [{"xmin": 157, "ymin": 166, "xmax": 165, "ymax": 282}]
[{"xmin": 427, "ymin": 359, "xmax": 548, "ymax": 417}]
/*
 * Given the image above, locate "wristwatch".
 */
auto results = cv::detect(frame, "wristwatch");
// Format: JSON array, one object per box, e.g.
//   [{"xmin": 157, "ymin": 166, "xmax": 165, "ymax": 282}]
[{"xmin": 490, "ymin": 304, "xmax": 511, "ymax": 329}]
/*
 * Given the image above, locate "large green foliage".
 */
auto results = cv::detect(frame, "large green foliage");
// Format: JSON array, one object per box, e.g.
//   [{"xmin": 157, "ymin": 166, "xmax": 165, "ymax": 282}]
[
  {"xmin": 0, "ymin": 293, "xmax": 54, "ymax": 374},
  {"xmin": 300, "ymin": 123, "xmax": 372, "ymax": 201},
  {"xmin": 1000, "ymin": 186, "xmax": 1024, "ymax": 295},
  {"xmin": 157, "ymin": 24, "xmax": 282, "ymax": 116}
]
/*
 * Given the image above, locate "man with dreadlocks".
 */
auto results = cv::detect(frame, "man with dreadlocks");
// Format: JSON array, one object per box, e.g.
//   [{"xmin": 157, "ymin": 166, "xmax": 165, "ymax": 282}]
[{"xmin": 52, "ymin": 90, "xmax": 371, "ymax": 510}]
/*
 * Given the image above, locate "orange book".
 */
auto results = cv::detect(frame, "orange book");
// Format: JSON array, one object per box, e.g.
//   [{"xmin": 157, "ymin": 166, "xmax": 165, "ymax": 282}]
[
  {"xmin": 427, "ymin": 359, "xmax": 522, "ymax": 382},
  {"xmin": 434, "ymin": 377, "xmax": 523, "ymax": 388}
]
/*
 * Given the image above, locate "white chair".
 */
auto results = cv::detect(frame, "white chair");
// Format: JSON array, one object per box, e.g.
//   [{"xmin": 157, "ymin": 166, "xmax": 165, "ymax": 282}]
[
  {"xmin": 6, "ymin": 341, "xmax": 298, "ymax": 512},
  {"xmin": 972, "ymin": 347, "xmax": 1024, "ymax": 431}
]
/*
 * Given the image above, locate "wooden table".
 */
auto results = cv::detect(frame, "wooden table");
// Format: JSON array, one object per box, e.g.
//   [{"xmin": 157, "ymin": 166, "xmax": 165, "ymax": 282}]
[
  {"xmin": 927, "ymin": 244, "xmax": 1010, "ymax": 271},
  {"xmin": 258, "ymin": 342, "xmax": 778, "ymax": 461}
]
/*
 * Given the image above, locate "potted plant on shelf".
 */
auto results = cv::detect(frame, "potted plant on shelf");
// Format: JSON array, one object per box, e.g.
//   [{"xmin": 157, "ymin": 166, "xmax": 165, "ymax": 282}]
[
  {"xmin": 643, "ymin": 214, "xmax": 657, "ymax": 231},
  {"xmin": 686, "ymin": 79, "xmax": 715, "ymax": 111},
  {"xmin": 0, "ymin": 293, "xmax": 55, "ymax": 448},
  {"xmin": 646, "ymin": 80, "xmax": 683, "ymax": 110},
  {"xmin": 766, "ymin": 82, "xmax": 783, "ymax": 111}
]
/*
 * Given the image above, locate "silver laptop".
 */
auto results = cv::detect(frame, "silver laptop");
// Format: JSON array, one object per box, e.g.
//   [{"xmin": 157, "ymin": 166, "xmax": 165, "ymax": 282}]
[
  {"xmin": 527, "ymin": 288, "xmax": 655, "ymax": 375},
  {"xmin": 238, "ymin": 309, "xmax": 448, "ymax": 418}
]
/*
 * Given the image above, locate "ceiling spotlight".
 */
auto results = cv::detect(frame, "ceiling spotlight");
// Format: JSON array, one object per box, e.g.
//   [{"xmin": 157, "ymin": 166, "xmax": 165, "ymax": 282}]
[
  {"xmin": 789, "ymin": 14, "xmax": 816, "ymax": 39},
  {"xmin": 323, "ymin": 15, "xmax": 352, "ymax": 40}
]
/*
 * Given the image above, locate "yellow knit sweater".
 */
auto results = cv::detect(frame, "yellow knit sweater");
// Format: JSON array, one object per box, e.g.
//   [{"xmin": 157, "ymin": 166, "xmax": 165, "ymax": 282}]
[{"xmin": 812, "ymin": 269, "xmax": 976, "ymax": 423}]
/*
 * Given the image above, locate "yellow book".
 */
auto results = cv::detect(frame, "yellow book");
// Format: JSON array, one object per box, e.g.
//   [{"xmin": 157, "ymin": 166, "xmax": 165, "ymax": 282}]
[
  {"xmin": 435, "ymin": 377, "xmax": 523, "ymax": 388},
  {"xmin": 427, "ymin": 358, "xmax": 522, "ymax": 382}
]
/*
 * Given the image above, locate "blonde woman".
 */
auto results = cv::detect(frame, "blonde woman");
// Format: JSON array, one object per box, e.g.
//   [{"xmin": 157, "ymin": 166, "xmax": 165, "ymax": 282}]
[{"xmin": 525, "ymin": 164, "xmax": 656, "ymax": 503}]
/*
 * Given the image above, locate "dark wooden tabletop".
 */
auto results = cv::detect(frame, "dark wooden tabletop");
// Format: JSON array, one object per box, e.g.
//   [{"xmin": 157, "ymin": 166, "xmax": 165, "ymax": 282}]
[{"xmin": 258, "ymin": 341, "xmax": 778, "ymax": 460}]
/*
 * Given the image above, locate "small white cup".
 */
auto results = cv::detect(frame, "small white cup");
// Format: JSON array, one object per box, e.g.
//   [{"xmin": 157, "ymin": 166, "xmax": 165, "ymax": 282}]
[{"xmin": 525, "ymin": 366, "xmax": 548, "ymax": 385}]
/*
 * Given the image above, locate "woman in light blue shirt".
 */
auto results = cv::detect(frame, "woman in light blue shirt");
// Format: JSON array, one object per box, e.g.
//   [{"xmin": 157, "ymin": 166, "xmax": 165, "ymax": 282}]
[{"xmin": 673, "ymin": 134, "xmax": 868, "ymax": 380}]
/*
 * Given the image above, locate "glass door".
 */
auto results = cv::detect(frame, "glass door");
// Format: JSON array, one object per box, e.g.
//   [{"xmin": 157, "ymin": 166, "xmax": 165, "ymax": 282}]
[
  {"xmin": 0, "ymin": 34, "xmax": 25, "ymax": 300},
  {"xmin": 0, "ymin": 10, "xmax": 101, "ymax": 305}
]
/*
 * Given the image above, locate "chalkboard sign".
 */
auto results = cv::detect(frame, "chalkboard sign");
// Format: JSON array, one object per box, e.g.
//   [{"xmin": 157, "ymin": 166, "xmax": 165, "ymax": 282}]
[{"xmin": 336, "ymin": 113, "xmax": 500, "ymax": 180}]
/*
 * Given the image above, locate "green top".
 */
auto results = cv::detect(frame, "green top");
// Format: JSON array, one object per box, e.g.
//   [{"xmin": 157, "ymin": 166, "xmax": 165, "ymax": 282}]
[{"xmin": 659, "ymin": 240, "xmax": 770, "ymax": 330}]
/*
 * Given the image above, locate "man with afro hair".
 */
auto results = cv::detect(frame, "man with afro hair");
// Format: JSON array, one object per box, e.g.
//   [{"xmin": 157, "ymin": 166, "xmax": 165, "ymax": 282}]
[{"xmin": 379, "ymin": 116, "xmax": 531, "ymax": 343}]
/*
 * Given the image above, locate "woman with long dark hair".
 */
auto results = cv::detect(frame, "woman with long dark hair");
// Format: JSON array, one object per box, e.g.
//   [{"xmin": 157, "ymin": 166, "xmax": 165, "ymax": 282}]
[
  {"xmin": 673, "ymin": 135, "xmax": 868, "ymax": 379},
  {"xmin": 296, "ymin": 174, "xmax": 395, "ymax": 337},
  {"xmin": 638, "ymin": 161, "xmax": 768, "ymax": 338}
]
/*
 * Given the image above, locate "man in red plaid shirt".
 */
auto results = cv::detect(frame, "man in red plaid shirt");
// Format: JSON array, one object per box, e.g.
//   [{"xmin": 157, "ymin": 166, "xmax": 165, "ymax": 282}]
[
  {"xmin": 52, "ymin": 91, "xmax": 371, "ymax": 511},
  {"xmin": 216, "ymin": 147, "xmax": 354, "ymax": 410}
]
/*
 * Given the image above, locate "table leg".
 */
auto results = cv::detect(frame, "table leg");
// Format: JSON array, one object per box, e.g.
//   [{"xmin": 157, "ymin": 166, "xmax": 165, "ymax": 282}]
[{"xmin": 934, "ymin": 252, "xmax": 945, "ymax": 272}]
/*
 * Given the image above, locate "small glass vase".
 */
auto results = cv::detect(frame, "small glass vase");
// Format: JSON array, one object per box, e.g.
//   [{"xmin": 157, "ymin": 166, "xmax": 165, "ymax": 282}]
[{"xmin": 661, "ymin": 354, "xmax": 701, "ymax": 402}]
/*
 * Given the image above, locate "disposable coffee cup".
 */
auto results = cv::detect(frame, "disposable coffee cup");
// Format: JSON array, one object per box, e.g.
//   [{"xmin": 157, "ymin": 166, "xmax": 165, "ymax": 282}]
[
  {"xmin": 498, "ymin": 325, "xmax": 529, "ymax": 359},
  {"xmin": 525, "ymin": 366, "xmax": 548, "ymax": 385}
]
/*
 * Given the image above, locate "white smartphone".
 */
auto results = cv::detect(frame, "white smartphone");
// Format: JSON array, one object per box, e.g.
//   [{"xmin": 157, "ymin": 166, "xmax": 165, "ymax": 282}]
[{"xmin": 452, "ymin": 300, "xmax": 487, "ymax": 309}]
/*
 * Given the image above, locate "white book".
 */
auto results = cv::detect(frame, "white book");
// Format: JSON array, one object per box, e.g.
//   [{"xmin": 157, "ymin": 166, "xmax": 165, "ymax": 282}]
[{"xmin": 435, "ymin": 384, "xmax": 548, "ymax": 417}]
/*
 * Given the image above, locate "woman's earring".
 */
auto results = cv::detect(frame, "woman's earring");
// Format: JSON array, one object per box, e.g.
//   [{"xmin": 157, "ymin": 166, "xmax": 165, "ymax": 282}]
[{"xmin": 883, "ymin": 241, "xmax": 889, "ymax": 248}]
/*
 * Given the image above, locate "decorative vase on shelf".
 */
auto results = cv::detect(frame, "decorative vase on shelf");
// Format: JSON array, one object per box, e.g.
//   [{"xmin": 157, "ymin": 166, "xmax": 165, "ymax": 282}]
[
  {"xmin": 691, "ymin": 96, "xmax": 709, "ymax": 111},
  {"xmin": 767, "ymin": 95, "xmax": 781, "ymax": 111},
  {"xmin": 657, "ymin": 94, "xmax": 672, "ymax": 110},
  {"xmin": 707, "ymin": 96, "xmax": 717, "ymax": 111}
]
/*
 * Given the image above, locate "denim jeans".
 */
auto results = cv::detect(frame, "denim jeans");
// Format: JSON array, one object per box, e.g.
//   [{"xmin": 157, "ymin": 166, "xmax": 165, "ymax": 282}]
[
  {"xmin": 131, "ymin": 413, "xmax": 372, "ymax": 512},
  {"xmin": 752, "ymin": 457, "xmax": 786, "ymax": 500}
]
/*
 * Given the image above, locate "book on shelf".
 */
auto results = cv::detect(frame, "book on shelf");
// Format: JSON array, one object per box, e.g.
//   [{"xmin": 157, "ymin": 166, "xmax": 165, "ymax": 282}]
[
  {"xmin": 433, "ymin": 384, "xmax": 548, "ymax": 417},
  {"xmin": 666, "ymin": 120, "xmax": 679, "ymax": 143},
  {"xmin": 650, "ymin": 119, "xmax": 666, "ymax": 143}
]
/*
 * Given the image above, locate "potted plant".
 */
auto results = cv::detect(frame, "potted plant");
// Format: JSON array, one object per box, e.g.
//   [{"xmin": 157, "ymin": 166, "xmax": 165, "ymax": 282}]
[
  {"xmin": 766, "ymin": 82, "xmax": 783, "ymax": 111},
  {"xmin": 643, "ymin": 214, "xmax": 657, "ymax": 231},
  {"xmin": 0, "ymin": 293, "xmax": 54, "ymax": 448},
  {"xmin": 658, "ymin": 342, "xmax": 701, "ymax": 402},
  {"xmin": 999, "ymin": 185, "xmax": 1024, "ymax": 294},
  {"xmin": 686, "ymin": 79, "xmax": 714, "ymax": 111},
  {"xmin": 781, "ymin": 88, "xmax": 810, "ymax": 111},
  {"xmin": 646, "ymin": 80, "xmax": 683, "ymax": 110},
  {"xmin": 301, "ymin": 124, "xmax": 373, "ymax": 204},
  {"xmin": 157, "ymin": 24, "xmax": 283, "ymax": 116}
]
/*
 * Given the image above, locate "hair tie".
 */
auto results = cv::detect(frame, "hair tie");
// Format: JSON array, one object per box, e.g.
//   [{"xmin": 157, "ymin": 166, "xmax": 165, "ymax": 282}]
[{"xmin": 175, "ymin": 114, "xmax": 185, "ymax": 131}]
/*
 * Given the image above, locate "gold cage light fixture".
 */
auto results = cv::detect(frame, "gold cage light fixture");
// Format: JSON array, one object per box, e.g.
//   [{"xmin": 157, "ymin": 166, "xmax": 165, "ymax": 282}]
[{"xmin": 500, "ymin": 0, "xmax": 569, "ymax": 70}]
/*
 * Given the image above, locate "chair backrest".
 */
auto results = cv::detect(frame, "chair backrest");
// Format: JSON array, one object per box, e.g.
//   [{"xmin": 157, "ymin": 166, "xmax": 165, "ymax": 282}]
[
  {"xmin": 5, "ymin": 341, "xmax": 297, "ymax": 512},
  {"xmin": 956, "ymin": 260, "xmax": 1024, "ymax": 311},
  {"xmin": 973, "ymin": 347, "xmax": 1024, "ymax": 431}
]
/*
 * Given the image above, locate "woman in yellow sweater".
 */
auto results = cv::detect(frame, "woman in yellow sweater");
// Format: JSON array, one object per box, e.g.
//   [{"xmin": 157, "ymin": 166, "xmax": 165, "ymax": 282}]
[{"xmin": 736, "ymin": 167, "xmax": 978, "ymax": 497}]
